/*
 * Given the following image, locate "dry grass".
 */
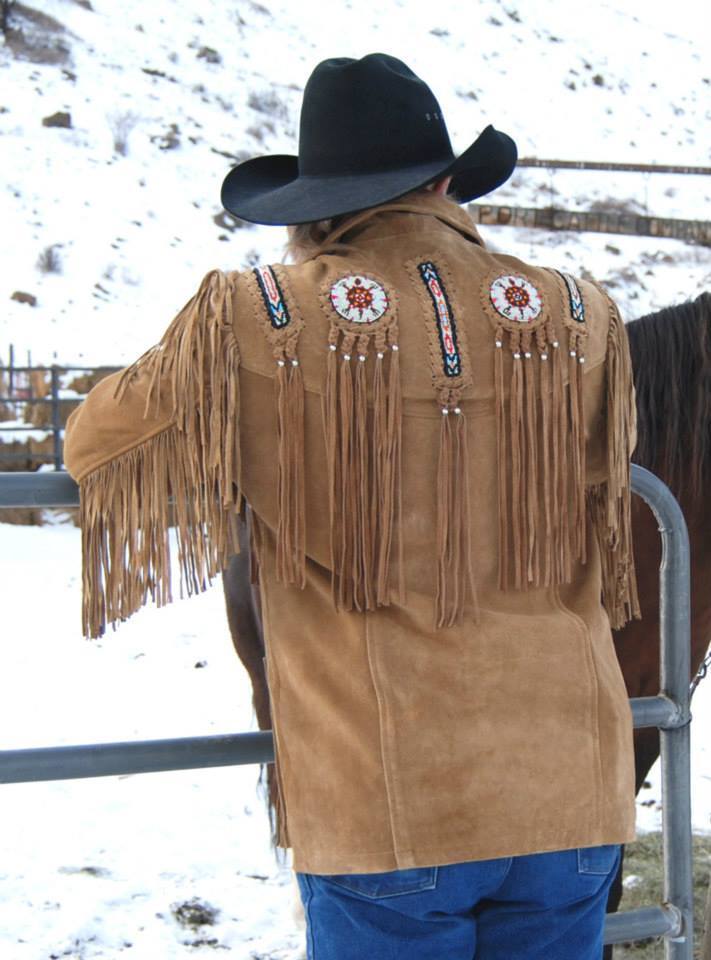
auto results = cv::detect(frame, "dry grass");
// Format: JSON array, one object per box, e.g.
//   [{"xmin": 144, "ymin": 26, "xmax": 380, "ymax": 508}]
[{"xmin": 613, "ymin": 832, "xmax": 711, "ymax": 959}]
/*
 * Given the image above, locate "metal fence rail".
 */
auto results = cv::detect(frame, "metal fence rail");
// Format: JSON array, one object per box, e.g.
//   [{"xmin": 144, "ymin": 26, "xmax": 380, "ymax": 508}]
[{"xmin": 0, "ymin": 466, "xmax": 694, "ymax": 956}]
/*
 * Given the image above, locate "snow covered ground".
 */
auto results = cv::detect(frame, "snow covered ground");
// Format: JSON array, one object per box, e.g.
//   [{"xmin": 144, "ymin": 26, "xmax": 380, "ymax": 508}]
[
  {"xmin": 0, "ymin": 521, "xmax": 304, "ymax": 959},
  {"xmin": 1, "ymin": 0, "xmax": 710, "ymax": 956}
]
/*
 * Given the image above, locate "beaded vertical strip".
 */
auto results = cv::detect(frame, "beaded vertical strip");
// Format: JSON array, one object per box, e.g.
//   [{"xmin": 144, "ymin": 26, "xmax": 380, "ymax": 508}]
[
  {"xmin": 481, "ymin": 269, "xmax": 588, "ymax": 592},
  {"xmin": 320, "ymin": 272, "xmax": 402, "ymax": 612},
  {"xmin": 248, "ymin": 264, "xmax": 306, "ymax": 587},
  {"xmin": 407, "ymin": 257, "xmax": 476, "ymax": 627}
]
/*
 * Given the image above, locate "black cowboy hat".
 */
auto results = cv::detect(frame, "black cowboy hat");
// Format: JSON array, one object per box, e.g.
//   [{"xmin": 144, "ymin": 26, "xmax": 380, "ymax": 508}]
[{"xmin": 221, "ymin": 53, "xmax": 517, "ymax": 226}]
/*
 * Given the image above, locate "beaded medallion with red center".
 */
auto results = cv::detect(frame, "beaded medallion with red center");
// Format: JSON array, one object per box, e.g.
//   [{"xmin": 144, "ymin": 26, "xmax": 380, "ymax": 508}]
[
  {"xmin": 330, "ymin": 274, "xmax": 389, "ymax": 324},
  {"xmin": 504, "ymin": 284, "xmax": 530, "ymax": 308},
  {"xmin": 490, "ymin": 274, "xmax": 542, "ymax": 324}
]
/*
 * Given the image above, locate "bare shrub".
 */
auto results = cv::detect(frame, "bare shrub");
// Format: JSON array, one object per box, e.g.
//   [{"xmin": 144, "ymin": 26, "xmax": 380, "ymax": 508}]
[
  {"xmin": 247, "ymin": 88, "xmax": 289, "ymax": 123},
  {"xmin": 196, "ymin": 45, "xmax": 221, "ymax": 64},
  {"xmin": 170, "ymin": 898, "xmax": 219, "ymax": 931},
  {"xmin": 2, "ymin": 1, "xmax": 14, "ymax": 37},
  {"xmin": 37, "ymin": 244, "xmax": 62, "ymax": 274},
  {"xmin": 150, "ymin": 122, "xmax": 180, "ymax": 150},
  {"xmin": 213, "ymin": 211, "xmax": 250, "ymax": 232},
  {"xmin": 108, "ymin": 110, "xmax": 139, "ymax": 156},
  {"xmin": 246, "ymin": 119, "xmax": 276, "ymax": 144}
]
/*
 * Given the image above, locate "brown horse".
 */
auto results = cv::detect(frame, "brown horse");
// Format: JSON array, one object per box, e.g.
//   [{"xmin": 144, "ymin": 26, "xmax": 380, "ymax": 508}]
[{"xmin": 222, "ymin": 290, "xmax": 711, "ymax": 905}]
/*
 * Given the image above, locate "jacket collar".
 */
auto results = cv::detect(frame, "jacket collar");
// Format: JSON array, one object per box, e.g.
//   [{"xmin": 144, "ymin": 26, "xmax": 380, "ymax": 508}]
[{"xmin": 318, "ymin": 192, "xmax": 485, "ymax": 251}]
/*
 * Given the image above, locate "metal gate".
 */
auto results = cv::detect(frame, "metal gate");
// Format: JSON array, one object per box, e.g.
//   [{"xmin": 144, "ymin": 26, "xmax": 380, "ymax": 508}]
[{"xmin": 0, "ymin": 464, "xmax": 694, "ymax": 957}]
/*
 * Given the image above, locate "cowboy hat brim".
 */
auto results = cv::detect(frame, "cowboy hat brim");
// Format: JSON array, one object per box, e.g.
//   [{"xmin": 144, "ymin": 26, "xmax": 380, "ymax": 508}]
[{"xmin": 221, "ymin": 125, "xmax": 517, "ymax": 226}]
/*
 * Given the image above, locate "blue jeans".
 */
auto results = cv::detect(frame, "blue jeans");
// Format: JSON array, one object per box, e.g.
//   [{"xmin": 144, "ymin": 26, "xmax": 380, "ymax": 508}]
[{"xmin": 296, "ymin": 844, "xmax": 621, "ymax": 960}]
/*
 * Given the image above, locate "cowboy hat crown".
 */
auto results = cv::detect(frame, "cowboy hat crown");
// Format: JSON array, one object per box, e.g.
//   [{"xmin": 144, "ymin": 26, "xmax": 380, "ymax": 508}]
[{"xmin": 221, "ymin": 53, "xmax": 517, "ymax": 225}]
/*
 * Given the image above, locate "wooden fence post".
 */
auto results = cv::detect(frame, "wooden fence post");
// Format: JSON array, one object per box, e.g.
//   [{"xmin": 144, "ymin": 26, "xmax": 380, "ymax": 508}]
[{"xmin": 50, "ymin": 366, "xmax": 61, "ymax": 471}]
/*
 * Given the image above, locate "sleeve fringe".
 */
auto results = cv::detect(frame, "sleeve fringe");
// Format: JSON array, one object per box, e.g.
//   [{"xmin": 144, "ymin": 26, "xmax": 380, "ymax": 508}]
[
  {"xmin": 587, "ymin": 297, "xmax": 641, "ymax": 630},
  {"xmin": 80, "ymin": 270, "xmax": 241, "ymax": 638}
]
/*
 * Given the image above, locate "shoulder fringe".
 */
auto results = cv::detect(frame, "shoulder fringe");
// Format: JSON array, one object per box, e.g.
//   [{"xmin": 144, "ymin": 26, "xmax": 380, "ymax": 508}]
[
  {"xmin": 80, "ymin": 270, "xmax": 241, "ymax": 638},
  {"xmin": 586, "ymin": 297, "xmax": 641, "ymax": 629}
]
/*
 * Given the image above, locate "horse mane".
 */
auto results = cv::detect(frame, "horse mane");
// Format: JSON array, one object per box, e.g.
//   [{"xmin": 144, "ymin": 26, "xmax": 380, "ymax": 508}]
[{"xmin": 626, "ymin": 291, "xmax": 711, "ymax": 508}]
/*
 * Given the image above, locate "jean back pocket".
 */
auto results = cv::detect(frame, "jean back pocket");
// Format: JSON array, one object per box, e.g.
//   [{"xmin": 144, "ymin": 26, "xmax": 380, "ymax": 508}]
[
  {"xmin": 577, "ymin": 844, "xmax": 621, "ymax": 876},
  {"xmin": 320, "ymin": 865, "xmax": 438, "ymax": 899}
]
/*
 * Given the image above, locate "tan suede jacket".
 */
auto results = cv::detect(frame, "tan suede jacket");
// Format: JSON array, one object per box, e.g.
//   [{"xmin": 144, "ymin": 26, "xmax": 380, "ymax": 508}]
[{"xmin": 64, "ymin": 192, "xmax": 639, "ymax": 874}]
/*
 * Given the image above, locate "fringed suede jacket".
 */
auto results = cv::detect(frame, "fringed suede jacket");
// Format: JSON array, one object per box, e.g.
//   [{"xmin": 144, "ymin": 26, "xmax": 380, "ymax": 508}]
[{"xmin": 64, "ymin": 192, "xmax": 639, "ymax": 874}]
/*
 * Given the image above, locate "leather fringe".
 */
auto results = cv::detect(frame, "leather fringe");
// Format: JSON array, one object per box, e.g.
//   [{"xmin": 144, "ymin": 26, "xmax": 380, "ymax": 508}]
[
  {"xmin": 494, "ymin": 318, "xmax": 586, "ymax": 591},
  {"xmin": 275, "ymin": 338, "xmax": 306, "ymax": 589},
  {"xmin": 80, "ymin": 270, "xmax": 241, "ymax": 639},
  {"xmin": 587, "ymin": 300, "xmax": 641, "ymax": 629},
  {"xmin": 435, "ymin": 397, "xmax": 477, "ymax": 627},
  {"xmin": 324, "ymin": 328, "xmax": 402, "ymax": 611}
]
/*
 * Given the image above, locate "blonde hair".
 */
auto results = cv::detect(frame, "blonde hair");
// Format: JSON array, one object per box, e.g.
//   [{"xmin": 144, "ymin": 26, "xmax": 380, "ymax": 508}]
[
  {"xmin": 283, "ymin": 183, "xmax": 460, "ymax": 264},
  {"xmin": 284, "ymin": 216, "xmax": 349, "ymax": 265}
]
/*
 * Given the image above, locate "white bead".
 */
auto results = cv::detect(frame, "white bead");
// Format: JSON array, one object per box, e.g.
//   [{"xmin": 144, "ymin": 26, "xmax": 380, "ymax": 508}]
[
  {"xmin": 343, "ymin": 354, "xmax": 351, "ymax": 361},
  {"xmin": 570, "ymin": 350, "xmax": 577, "ymax": 357},
  {"xmin": 513, "ymin": 352, "xmax": 521, "ymax": 359},
  {"xmin": 329, "ymin": 344, "xmax": 337, "ymax": 352},
  {"xmin": 524, "ymin": 351, "xmax": 532, "ymax": 359},
  {"xmin": 441, "ymin": 407, "xmax": 449, "ymax": 415},
  {"xmin": 376, "ymin": 352, "xmax": 384, "ymax": 359},
  {"xmin": 552, "ymin": 341, "xmax": 559, "ymax": 348},
  {"xmin": 541, "ymin": 353, "xmax": 548, "ymax": 360},
  {"xmin": 391, "ymin": 344, "xmax": 399, "ymax": 351},
  {"xmin": 277, "ymin": 359, "xmax": 286, "ymax": 367},
  {"xmin": 579, "ymin": 356, "xmax": 586, "ymax": 364},
  {"xmin": 454, "ymin": 406, "xmax": 461, "ymax": 415},
  {"xmin": 495, "ymin": 340, "xmax": 503, "ymax": 348},
  {"xmin": 358, "ymin": 355, "xmax": 366, "ymax": 362}
]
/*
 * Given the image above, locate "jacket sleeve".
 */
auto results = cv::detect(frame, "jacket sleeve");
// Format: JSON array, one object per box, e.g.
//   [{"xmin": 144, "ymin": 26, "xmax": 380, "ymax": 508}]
[
  {"xmin": 585, "ymin": 286, "xmax": 640, "ymax": 629},
  {"xmin": 63, "ymin": 269, "xmax": 241, "ymax": 639}
]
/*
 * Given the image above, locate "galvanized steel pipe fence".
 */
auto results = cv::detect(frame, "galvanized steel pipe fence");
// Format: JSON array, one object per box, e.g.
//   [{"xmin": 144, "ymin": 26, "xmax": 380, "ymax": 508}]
[{"xmin": 0, "ymin": 465, "xmax": 694, "ymax": 957}]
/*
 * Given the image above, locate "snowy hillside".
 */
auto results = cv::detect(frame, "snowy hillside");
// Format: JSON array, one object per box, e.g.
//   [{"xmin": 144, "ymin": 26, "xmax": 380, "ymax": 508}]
[{"xmin": 1, "ymin": 0, "xmax": 709, "ymax": 365}]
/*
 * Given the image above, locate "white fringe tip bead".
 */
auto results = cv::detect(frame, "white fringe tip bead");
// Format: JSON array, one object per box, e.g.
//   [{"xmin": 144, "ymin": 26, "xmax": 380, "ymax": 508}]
[
  {"xmin": 391, "ymin": 344, "xmax": 399, "ymax": 351},
  {"xmin": 570, "ymin": 349, "xmax": 577, "ymax": 357},
  {"xmin": 513, "ymin": 352, "xmax": 521, "ymax": 359},
  {"xmin": 552, "ymin": 341, "xmax": 559, "ymax": 348},
  {"xmin": 358, "ymin": 355, "xmax": 366, "ymax": 362},
  {"xmin": 454, "ymin": 407, "xmax": 462, "ymax": 415},
  {"xmin": 329, "ymin": 344, "xmax": 337, "ymax": 352},
  {"xmin": 578, "ymin": 356, "xmax": 586, "ymax": 364},
  {"xmin": 495, "ymin": 339, "xmax": 503, "ymax": 348},
  {"xmin": 291, "ymin": 359, "xmax": 299, "ymax": 367},
  {"xmin": 441, "ymin": 407, "xmax": 449, "ymax": 415},
  {"xmin": 343, "ymin": 354, "xmax": 351, "ymax": 361},
  {"xmin": 524, "ymin": 351, "xmax": 532, "ymax": 359},
  {"xmin": 541, "ymin": 352, "xmax": 548, "ymax": 360},
  {"xmin": 376, "ymin": 351, "xmax": 384, "ymax": 359},
  {"xmin": 277, "ymin": 359, "xmax": 286, "ymax": 367}
]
